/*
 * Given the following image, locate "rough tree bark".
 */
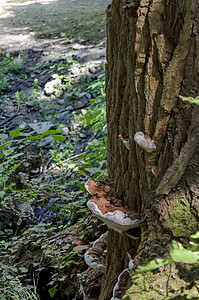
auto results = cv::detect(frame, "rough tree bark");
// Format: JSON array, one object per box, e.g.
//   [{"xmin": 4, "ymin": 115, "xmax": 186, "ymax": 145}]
[{"xmin": 100, "ymin": 0, "xmax": 199, "ymax": 299}]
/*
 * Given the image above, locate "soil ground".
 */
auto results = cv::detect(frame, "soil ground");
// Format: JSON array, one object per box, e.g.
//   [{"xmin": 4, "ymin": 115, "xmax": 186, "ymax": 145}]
[
  {"xmin": 0, "ymin": 0, "xmax": 110, "ymax": 106},
  {"xmin": 0, "ymin": 0, "xmax": 110, "ymax": 51},
  {"xmin": 0, "ymin": 0, "xmax": 110, "ymax": 127}
]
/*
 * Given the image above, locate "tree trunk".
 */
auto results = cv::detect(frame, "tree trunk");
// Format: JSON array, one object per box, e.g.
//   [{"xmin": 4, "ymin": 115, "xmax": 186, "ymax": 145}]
[{"xmin": 100, "ymin": 0, "xmax": 199, "ymax": 298}]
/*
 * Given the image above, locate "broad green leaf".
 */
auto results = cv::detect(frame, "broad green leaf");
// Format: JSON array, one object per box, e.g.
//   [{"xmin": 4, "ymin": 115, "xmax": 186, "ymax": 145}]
[
  {"xmin": 9, "ymin": 128, "xmax": 23, "ymax": 138},
  {"xmin": 52, "ymin": 135, "xmax": 66, "ymax": 141},
  {"xmin": 138, "ymin": 258, "xmax": 170, "ymax": 272},
  {"xmin": 81, "ymin": 109, "xmax": 87, "ymax": 116},
  {"xmin": 191, "ymin": 232, "xmax": 199, "ymax": 239},
  {"xmin": 4, "ymin": 153, "xmax": 23, "ymax": 161},
  {"xmin": 170, "ymin": 241, "xmax": 199, "ymax": 263}
]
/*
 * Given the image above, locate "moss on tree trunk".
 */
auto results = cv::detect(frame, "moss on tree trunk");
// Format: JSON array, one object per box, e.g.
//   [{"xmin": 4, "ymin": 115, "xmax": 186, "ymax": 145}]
[{"xmin": 100, "ymin": 0, "xmax": 199, "ymax": 298}]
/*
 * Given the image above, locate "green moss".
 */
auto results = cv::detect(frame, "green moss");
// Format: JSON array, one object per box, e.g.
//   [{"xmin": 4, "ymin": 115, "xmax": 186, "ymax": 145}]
[
  {"xmin": 123, "ymin": 264, "xmax": 199, "ymax": 299},
  {"xmin": 168, "ymin": 196, "xmax": 198, "ymax": 237}
]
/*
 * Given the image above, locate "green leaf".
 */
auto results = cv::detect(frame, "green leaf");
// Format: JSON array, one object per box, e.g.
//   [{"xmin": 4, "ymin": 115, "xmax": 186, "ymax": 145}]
[
  {"xmin": 41, "ymin": 129, "xmax": 62, "ymax": 138},
  {"xmin": 0, "ymin": 190, "xmax": 6, "ymax": 198},
  {"xmin": 170, "ymin": 241, "xmax": 199, "ymax": 263},
  {"xmin": 191, "ymin": 231, "xmax": 199, "ymax": 239},
  {"xmin": 9, "ymin": 128, "xmax": 24, "ymax": 138},
  {"xmin": 179, "ymin": 95, "xmax": 199, "ymax": 105},
  {"xmin": 0, "ymin": 175, "xmax": 8, "ymax": 184},
  {"xmin": 47, "ymin": 205, "xmax": 57, "ymax": 212},
  {"xmin": 138, "ymin": 258, "xmax": 170, "ymax": 272},
  {"xmin": 66, "ymin": 56, "xmax": 73, "ymax": 63},
  {"xmin": 48, "ymin": 287, "xmax": 57, "ymax": 298},
  {"xmin": 52, "ymin": 135, "xmax": 66, "ymax": 141},
  {"xmin": 0, "ymin": 133, "xmax": 8, "ymax": 142},
  {"xmin": 8, "ymin": 164, "xmax": 19, "ymax": 175},
  {"xmin": 26, "ymin": 136, "xmax": 41, "ymax": 140},
  {"xmin": 81, "ymin": 109, "xmax": 87, "ymax": 116},
  {"xmin": 85, "ymin": 167, "xmax": 100, "ymax": 174}
]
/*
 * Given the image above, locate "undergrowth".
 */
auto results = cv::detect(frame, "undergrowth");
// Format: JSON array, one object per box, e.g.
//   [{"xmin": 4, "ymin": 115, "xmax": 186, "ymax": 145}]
[
  {"xmin": 0, "ymin": 52, "xmax": 24, "ymax": 93},
  {"xmin": 0, "ymin": 47, "xmax": 107, "ymax": 298}
]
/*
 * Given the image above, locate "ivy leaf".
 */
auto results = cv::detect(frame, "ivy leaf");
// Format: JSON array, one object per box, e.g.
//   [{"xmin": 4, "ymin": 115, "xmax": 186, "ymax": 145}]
[
  {"xmin": 170, "ymin": 241, "xmax": 199, "ymax": 263},
  {"xmin": 48, "ymin": 287, "xmax": 57, "ymax": 298}
]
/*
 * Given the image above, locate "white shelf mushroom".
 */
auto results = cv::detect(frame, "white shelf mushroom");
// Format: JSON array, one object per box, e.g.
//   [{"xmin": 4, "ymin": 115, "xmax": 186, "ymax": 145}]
[
  {"xmin": 119, "ymin": 134, "xmax": 130, "ymax": 150},
  {"xmin": 134, "ymin": 131, "xmax": 156, "ymax": 152},
  {"xmin": 84, "ymin": 232, "xmax": 108, "ymax": 272},
  {"xmin": 111, "ymin": 253, "xmax": 135, "ymax": 299},
  {"xmin": 111, "ymin": 268, "xmax": 130, "ymax": 300},
  {"xmin": 85, "ymin": 180, "xmax": 141, "ymax": 234},
  {"xmin": 87, "ymin": 201, "xmax": 141, "ymax": 233}
]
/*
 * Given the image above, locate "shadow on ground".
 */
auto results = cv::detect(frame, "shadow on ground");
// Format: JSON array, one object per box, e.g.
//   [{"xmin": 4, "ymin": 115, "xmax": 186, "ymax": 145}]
[{"xmin": 0, "ymin": 0, "xmax": 111, "ymax": 51}]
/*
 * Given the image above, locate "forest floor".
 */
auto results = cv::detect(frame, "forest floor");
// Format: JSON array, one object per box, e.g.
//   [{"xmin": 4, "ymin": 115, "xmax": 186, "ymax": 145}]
[
  {"xmin": 0, "ymin": 0, "xmax": 110, "ymax": 299},
  {"xmin": 0, "ymin": 0, "xmax": 110, "ymax": 49},
  {"xmin": 0, "ymin": 0, "xmax": 110, "ymax": 96}
]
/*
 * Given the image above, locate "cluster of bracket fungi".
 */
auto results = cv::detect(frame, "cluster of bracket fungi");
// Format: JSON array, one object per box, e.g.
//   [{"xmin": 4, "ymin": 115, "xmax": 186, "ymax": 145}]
[
  {"xmin": 119, "ymin": 131, "xmax": 156, "ymax": 152},
  {"xmin": 111, "ymin": 252, "xmax": 134, "ymax": 300},
  {"xmin": 120, "ymin": 131, "xmax": 159, "ymax": 178},
  {"xmin": 84, "ymin": 131, "xmax": 156, "ymax": 297},
  {"xmin": 84, "ymin": 180, "xmax": 141, "ymax": 298},
  {"xmin": 84, "ymin": 132, "xmax": 157, "ymax": 296}
]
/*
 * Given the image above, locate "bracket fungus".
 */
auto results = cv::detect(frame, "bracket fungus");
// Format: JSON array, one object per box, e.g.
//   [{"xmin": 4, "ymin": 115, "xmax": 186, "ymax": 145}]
[
  {"xmin": 111, "ymin": 268, "xmax": 131, "ymax": 300},
  {"xmin": 111, "ymin": 253, "xmax": 135, "ymax": 300},
  {"xmin": 84, "ymin": 232, "xmax": 108, "ymax": 272},
  {"xmin": 127, "ymin": 252, "xmax": 135, "ymax": 271},
  {"xmin": 134, "ymin": 131, "xmax": 156, "ymax": 152},
  {"xmin": 119, "ymin": 134, "xmax": 130, "ymax": 150},
  {"xmin": 151, "ymin": 165, "xmax": 159, "ymax": 178},
  {"xmin": 85, "ymin": 180, "xmax": 141, "ymax": 233}
]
